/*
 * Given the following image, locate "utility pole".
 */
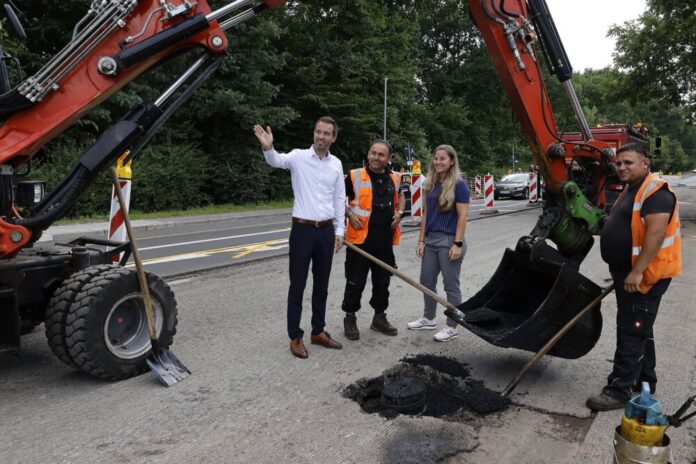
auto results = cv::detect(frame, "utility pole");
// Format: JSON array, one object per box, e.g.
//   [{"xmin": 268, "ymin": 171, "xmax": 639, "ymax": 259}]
[{"xmin": 383, "ymin": 77, "xmax": 388, "ymax": 140}]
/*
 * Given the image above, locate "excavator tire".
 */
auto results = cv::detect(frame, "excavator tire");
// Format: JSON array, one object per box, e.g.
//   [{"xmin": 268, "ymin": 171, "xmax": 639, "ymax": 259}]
[
  {"xmin": 45, "ymin": 265, "xmax": 115, "ymax": 368},
  {"xmin": 64, "ymin": 265, "xmax": 178, "ymax": 381}
]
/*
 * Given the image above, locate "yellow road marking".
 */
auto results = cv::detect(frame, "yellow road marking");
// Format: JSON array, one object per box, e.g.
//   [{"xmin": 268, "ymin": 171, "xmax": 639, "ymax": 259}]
[
  {"xmin": 233, "ymin": 239, "xmax": 279, "ymax": 259},
  {"xmin": 135, "ymin": 238, "xmax": 289, "ymax": 265}
]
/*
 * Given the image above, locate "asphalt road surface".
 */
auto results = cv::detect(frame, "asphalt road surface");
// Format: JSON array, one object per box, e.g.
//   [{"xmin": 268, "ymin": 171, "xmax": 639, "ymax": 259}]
[{"xmin": 3, "ymin": 195, "xmax": 695, "ymax": 464}]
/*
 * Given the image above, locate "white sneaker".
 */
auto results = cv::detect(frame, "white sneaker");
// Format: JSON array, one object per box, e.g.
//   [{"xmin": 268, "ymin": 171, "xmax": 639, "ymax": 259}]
[
  {"xmin": 407, "ymin": 317, "xmax": 437, "ymax": 330},
  {"xmin": 434, "ymin": 326, "xmax": 459, "ymax": 342}
]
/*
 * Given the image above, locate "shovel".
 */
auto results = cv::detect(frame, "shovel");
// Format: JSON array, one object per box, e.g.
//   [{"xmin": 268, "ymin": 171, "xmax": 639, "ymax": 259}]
[
  {"xmin": 109, "ymin": 168, "xmax": 191, "ymax": 387},
  {"xmin": 500, "ymin": 283, "xmax": 614, "ymax": 397},
  {"xmin": 344, "ymin": 242, "xmax": 465, "ymax": 317}
]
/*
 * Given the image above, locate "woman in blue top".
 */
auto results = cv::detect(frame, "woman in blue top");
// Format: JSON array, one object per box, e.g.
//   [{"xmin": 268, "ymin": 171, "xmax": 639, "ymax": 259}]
[{"xmin": 408, "ymin": 145, "xmax": 470, "ymax": 341}]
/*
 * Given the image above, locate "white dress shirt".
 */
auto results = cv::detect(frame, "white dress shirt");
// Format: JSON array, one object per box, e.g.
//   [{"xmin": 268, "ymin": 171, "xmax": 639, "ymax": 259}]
[{"xmin": 264, "ymin": 146, "xmax": 346, "ymax": 236}]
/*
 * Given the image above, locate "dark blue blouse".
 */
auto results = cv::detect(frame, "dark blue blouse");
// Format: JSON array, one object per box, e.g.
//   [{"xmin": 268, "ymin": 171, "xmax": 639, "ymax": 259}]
[{"xmin": 425, "ymin": 179, "xmax": 470, "ymax": 235}]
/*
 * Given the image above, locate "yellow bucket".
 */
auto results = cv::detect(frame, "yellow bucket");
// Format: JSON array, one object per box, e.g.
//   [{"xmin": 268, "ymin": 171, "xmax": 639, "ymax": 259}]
[{"xmin": 620, "ymin": 415, "xmax": 666, "ymax": 447}]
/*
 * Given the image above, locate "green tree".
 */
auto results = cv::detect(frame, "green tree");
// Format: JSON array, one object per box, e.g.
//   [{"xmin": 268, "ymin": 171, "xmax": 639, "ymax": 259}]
[
  {"xmin": 268, "ymin": 0, "xmax": 425, "ymax": 169},
  {"xmin": 609, "ymin": 0, "xmax": 696, "ymax": 120}
]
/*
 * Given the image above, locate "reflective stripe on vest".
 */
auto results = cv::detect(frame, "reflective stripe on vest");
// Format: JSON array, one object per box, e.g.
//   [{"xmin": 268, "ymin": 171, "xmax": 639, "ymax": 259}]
[
  {"xmin": 629, "ymin": 173, "xmax": 682, "ymax": 293},
  {"xmin": 632, "ymin": 226, "xmax": 681, "ymax": 256},
  {"xmin": 633, "ymin": 178, "xmax": 662, "ymax": 212},
  {"xmin": 346, "ymin": 168, "xmax": 401, "ymax": 246},
  {"xmin": 351, "ymin": 169, "xmax": 371, "ymax": 217}
]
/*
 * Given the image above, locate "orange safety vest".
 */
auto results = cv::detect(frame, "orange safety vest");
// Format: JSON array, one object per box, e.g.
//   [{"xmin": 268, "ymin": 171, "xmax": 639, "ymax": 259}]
[
  {"xmin": 346, "ymin": 168, "xmax": 401, "ymax": 245},
  {"xmin": 620, "ymin": 173, "xmax": 682, "ymax": 293}
]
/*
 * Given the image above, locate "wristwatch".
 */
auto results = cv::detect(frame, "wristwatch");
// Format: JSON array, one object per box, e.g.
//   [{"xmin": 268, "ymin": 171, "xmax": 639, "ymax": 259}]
[
  {"xmin": 396, "ymin": 210, "xmax": 403, "ymax": 217},
  {"xmin": 453, "ymin": 240, "xmax": 463, "ymax": 248}
]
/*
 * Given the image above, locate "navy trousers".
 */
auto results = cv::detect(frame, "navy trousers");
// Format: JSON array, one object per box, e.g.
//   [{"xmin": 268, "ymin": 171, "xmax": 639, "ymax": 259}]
[
  {"xmin": 287, "ymin": 222, "xmax": 335, "ymax": 340},
  {"xmin": 605, "ymin": 272, "xmax": 671, "ymax": 400}
]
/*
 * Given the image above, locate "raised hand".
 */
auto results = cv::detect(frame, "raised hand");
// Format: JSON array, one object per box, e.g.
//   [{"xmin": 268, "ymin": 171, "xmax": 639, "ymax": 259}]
[{"xmin": 253, "ymin": 124, "xmax": 274, "ymax": 151}]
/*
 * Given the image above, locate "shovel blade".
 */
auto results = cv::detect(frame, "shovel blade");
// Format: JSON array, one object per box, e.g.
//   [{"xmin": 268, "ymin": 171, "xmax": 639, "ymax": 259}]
[{"xmin": 146, "ymin": 348, "xmax": 191, "ymax": 387}]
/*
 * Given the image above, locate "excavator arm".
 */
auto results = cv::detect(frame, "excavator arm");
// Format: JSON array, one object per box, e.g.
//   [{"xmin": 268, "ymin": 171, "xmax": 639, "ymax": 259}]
[
  {"xmin": 0, "ymin": 0, "xmax": 286, "ymax": 257},
  {"xmin": 467, "ymin": 0, "xmax": 616, "ymax": 261},
  {"xmin": 0, "ymin": 0, "xmax": 286, "ymax": 376},
  {"xmin": 446, "ymin": 0, "xmax": 628, "ymax": 358}
]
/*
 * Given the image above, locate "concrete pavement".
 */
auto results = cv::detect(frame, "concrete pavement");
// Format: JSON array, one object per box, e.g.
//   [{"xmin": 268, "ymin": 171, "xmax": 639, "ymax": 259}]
[{"xmin": 3, "ymin": 198, "xmax": 695, "ymax": 463}]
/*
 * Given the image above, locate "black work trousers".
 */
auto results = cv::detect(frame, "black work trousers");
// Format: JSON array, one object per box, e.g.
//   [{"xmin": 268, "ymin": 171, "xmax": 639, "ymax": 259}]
[
  {"xmin": 342, "ymin": 230, "xmax": 395, "ymax": 314},
  {"xmin": 605, "ymin": 271, "xmax": 671, "ymax": 401},
  {"xmin": 287, "ymin": 222, "xmax": 335, "ymax": 340}
]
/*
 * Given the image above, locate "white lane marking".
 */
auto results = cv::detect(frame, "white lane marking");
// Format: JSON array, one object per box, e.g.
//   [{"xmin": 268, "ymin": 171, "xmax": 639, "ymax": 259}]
[
  {"xmin": 139, "ymin": 220, "xmax": 290, "ymax": 241},
  {"xmin": 139, "ymin": 228, "xmax": 291, "ymax": 251}
]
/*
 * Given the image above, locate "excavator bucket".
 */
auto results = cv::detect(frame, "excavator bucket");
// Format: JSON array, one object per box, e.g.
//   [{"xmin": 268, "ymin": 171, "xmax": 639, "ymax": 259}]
[{"xmin": 445, "ymin": 239, "xmax": 603, "ymax": 359}]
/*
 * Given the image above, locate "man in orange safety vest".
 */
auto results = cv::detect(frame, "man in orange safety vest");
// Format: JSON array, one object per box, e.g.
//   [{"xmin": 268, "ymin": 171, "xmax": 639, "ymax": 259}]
[
  {"xmin": 587, "ymin": 143, "xmax": 681, "ymax": 411},
  {"xmin": 342, "ymin": 140, "xmax": 405, "ymax": 340}
]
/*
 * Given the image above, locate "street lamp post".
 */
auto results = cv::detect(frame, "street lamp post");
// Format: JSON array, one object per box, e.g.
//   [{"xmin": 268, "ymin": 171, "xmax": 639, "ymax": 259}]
[{"xmin": 383, "ymin": 77, "xmax": 388, "ymax": 140}]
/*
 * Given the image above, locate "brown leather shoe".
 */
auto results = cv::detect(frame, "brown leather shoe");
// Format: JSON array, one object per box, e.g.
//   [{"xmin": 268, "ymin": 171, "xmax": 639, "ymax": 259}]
[
  {"xmin": 290, "ymin": 339, "xmax": 308, "ymax": 358},
  {"xmin": 310, "ymin": 331, "xmax": 343, "ymax": 349}
]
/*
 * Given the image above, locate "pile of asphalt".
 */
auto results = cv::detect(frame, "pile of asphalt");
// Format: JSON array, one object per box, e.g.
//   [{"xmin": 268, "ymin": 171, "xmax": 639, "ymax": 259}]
[{"xmin": 343, "ymin": 354, "xmax": 510, "ymax": 419}]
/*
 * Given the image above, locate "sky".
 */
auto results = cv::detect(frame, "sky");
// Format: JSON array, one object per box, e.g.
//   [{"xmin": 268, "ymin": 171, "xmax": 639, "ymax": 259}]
[{"xmin": 545, "ymin": 0, "xmax": 647, "ymax": 71}]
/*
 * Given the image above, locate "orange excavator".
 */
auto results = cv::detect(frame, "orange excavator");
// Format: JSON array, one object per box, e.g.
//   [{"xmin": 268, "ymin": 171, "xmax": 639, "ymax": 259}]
[
  {"xmin": 0, "ymin": 0, "xmax": 285, "ymax": 379},
  {"xmin": 445, "ymin": 0, "xmax": 651, "ymax": 359}
]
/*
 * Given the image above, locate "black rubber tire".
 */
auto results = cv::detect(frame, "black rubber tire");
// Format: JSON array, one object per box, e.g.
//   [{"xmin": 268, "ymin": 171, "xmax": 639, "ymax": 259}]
[
  {"xmin": 523, "ymin": 188, "xmax": 529, "ymax": 200},
  {"xmin": 64, "ymin": 266, "xmax": 178, "ymax": 381},
  {"xmin": 45, "ymin": 265, "xmax": 115, "ymax": 369}
]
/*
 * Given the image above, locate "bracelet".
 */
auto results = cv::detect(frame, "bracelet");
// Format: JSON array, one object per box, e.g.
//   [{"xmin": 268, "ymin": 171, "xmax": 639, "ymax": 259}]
[{"xmin": 418, "ymin": 240, "xmax": 424, "ymax": 243}]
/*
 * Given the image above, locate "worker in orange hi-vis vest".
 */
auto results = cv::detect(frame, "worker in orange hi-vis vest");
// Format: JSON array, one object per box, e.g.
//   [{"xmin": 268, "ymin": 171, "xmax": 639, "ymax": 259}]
[
  {"xmin": 342, "ymin": 140, "xmax": 405, "ymax": 341},
  {"xmin": 587, "ymin": 143, "xmax": 682, "ymax": 412}
]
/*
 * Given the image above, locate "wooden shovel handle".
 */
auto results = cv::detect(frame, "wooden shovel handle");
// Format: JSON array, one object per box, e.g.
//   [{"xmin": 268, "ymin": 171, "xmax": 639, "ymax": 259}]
[
  {"xmin": 109, "ymin": 168, "xmax": 158, "ymax": 342},
  {"xmin": 344, "ymin": 241, "xmax": 460, "ymax": 314},
  {"xmin": 501, "ymin": 283, "xmax": 615, "ymax": 397}
]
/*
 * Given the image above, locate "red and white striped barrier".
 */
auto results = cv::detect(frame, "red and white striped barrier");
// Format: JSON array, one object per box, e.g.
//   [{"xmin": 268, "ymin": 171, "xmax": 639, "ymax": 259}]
[
  {"xmin": 480, "ymin": 173, "xmax": 498, "ymax": 215},
  {"xmin": 109, "ymin": 155, "xmax": 133, "ymax": 263},
  {"xmin": 474, "ymin": 175, "xmax": 482, "ymax": 198},
  {"xmin": 410, "ymin": 174, "xmax": 424, "ymax": 220},
  {"xmin": 528, "ymin": 171, "xmax": 539, "ymax": 203}
]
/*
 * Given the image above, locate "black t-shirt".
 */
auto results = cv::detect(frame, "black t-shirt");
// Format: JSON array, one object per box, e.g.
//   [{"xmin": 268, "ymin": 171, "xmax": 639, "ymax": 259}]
[
  {"xmin": 346, "ymin": 168, "xmax": 395, "ymax": 232},
  {"xmin": 600, "ymin": 179, "xmax": 676, "ymax": 270}
]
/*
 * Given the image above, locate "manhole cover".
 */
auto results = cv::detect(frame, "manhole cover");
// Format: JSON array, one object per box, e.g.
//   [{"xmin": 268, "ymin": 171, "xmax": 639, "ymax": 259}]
[
  {"xmin": 343, "ymin": 355, "xmax": 511, "ymax": 420},
  {"xmin": 381, "ymin": 377, "xmax": 426, "ymax": 413}
]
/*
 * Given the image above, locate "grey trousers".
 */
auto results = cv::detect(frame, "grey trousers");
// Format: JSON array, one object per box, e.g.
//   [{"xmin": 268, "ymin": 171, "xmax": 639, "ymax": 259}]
[{"xmin": 420, "ymin": 231, "xmax": 466, "ymax": 327}]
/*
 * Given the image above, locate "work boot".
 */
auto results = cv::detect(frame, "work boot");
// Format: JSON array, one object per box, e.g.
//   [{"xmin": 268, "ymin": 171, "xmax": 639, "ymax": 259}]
[
  {"xmin": 370, "ymin": 313, "xmax": 398, "ymax": 336},
  {"xmin": 586, "ymin": 391, "xmax": 626, "ymax": 411},
  {"xmin": 344, "ymin": 313, "xmax": 359, "ymax": 340}
]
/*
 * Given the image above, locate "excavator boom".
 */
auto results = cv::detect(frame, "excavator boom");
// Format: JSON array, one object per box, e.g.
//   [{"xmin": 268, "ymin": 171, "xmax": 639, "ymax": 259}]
[{"xmin": 445, "ymin": 0, "xmax": 644, "ymax": 358}]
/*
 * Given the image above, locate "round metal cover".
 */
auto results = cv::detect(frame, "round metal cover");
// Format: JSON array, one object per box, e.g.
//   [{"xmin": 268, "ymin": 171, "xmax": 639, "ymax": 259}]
[{"xmin": 381, "ymin": 377, "xmax": 426, "ymax": 413}]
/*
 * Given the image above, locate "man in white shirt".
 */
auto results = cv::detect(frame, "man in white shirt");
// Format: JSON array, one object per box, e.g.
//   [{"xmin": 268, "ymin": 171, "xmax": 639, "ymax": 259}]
[{"xmin": 253, "ymin": 117, "xmax": 345, "ymax": 359}]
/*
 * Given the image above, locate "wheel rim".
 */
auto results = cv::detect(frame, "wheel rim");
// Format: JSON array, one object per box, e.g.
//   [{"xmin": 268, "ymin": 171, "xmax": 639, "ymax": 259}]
[{"xmin": 104, "ymin": 293, "xmax": 164, "ymax": 359}]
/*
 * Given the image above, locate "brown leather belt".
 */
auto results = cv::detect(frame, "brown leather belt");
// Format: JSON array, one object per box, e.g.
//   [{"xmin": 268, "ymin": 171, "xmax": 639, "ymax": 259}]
[{"xmin": 292, "ymin": 217, "xmax": 333, "ymax": 228}]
